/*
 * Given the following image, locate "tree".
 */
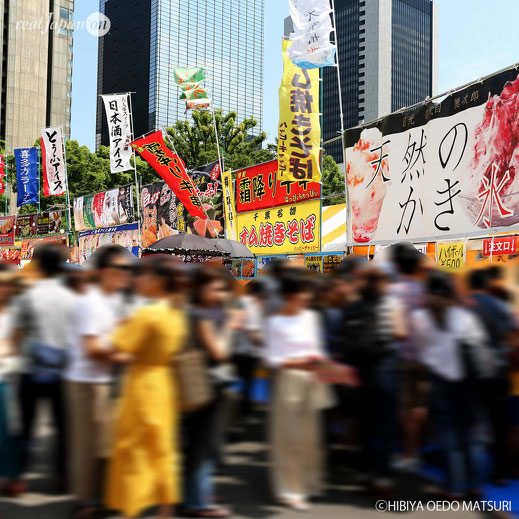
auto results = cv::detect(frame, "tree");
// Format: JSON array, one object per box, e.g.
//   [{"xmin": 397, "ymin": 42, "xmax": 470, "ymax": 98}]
[
  {"xmin": 322, "ymin": 154, "xmax": 346, "ymax": 207},
  {"xmin": 166, "ymin": 109, "xmax": 276, "ymax": 170}
]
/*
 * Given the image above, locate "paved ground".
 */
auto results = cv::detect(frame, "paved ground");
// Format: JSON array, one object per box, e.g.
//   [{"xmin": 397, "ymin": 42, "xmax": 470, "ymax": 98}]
[{"xmin": 0, "ymin": 404, "xmax": 508, "ymax": 519}]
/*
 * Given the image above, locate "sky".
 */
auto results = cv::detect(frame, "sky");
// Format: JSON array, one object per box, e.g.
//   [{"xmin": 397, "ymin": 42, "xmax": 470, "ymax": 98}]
[{"xmin": 70, "ymin": 0, "xmax": 519, "ymax": 151}]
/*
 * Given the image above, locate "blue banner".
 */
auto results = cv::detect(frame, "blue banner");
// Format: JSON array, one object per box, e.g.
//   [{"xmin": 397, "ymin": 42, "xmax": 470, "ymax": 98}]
[{"xmin": 15, "ymin": 148, "xmax": 39, "ymax": 207}]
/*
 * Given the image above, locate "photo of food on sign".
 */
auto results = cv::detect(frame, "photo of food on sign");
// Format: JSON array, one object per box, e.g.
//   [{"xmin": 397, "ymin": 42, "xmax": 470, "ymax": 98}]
[
  {"xmin": 140, "ymin": 161, "xmax": 224, "ymax": 248},
  {"xmin": 345, "ymin": 67, "xmax": 519, "ymax": 244},
  {"xmin": 235, "ymin": 159, "xmax": 321, "ymax": 213}
]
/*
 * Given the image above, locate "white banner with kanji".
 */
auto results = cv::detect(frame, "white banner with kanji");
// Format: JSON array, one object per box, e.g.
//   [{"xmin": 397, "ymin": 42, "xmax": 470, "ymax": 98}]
[{"xmin": 41, "ymin": 127, "xmax": 66, "ymax": 197}]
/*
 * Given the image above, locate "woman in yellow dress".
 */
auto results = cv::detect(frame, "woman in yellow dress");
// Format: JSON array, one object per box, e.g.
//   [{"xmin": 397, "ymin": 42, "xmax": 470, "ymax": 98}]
[{"xmin": 105, "ymin": 256, "xmax": 188, "ymax": 519}]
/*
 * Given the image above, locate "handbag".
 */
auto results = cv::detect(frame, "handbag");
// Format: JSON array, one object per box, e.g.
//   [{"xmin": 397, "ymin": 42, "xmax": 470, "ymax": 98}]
[
  {"xmin": 174, "ymin": 346, "xmax": 214, "ymax": 413},
  {"xmin": 29, "ymin": 342, "xmax": 67, "ymax": 384}
]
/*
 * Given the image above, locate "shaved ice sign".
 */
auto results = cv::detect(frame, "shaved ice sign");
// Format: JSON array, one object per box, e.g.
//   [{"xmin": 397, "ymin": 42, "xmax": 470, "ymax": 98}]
[{"xmin": 345, "ymin": 68, "xmax": 519, "ymax": 244}]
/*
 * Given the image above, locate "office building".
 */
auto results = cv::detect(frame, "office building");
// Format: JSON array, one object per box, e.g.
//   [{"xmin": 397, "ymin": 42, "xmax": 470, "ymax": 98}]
[
  {"xmin": 286, "ymin": 0, "xmax": 438, "ymax": 163},
  {"xmin": 96, "ymin": 0, "xmax": 264, "ymax": 149},
  {"xmin": 0, "ymin": 0, "xmax": 74, "ymax": 152}
]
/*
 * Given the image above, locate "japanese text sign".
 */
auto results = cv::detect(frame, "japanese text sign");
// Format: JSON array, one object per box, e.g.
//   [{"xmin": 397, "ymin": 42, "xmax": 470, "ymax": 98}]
[
  {"xmin": 346, "ymin": 68, "xmax": 519, "ymax": 244},
  {"xmin": 236, "ymin": 160, "xmax": 321, "ymax": 213},
  {"xmin": 101, "ymin": 94, "xmax": 133, "ymax": 173},
  {"xmin": 436, "ymin": 242, "xmax": 465, "ymax": 271},
  {"xmin": 222, "ymin": 170, "xmax": 238, "ymax": 241},
  {"xmin": 482, "ymin": 237, "xmax": 517, "ymax": 256},
  {"xmin": 41, "ymin": 127, "xmax": 66, "ymax": 197},
  {"xmin": 237, "ymin": 200, "xmax": 321, "ymax": 255},
  {"xmin": 0, "ymin": 216, "xmax": 16, "ymax": 246},
  {"xmin": 278, "ymin": 40, "xmax": 321, "ymax": 183},
  {"xmin": 14, "ymin": 148, "xmax": 39, "ymax": 206},
  {"xmin": 131, "ymin": 131, "xmax": 206, "ymax": 219}
]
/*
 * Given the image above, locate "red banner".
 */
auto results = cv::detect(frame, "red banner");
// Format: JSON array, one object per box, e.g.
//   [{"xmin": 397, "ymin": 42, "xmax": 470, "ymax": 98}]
[
  {"xmin": 0, "ymin": 155, "xmax": 5, "ymax": 194},
  {"xmin": 235, "ymin": 160, "xmax": 321, "ymax": 213},
  {"xmin": 482, "ymin": 237, "xmax": 517, "ymax": 256},
  {"xmin": 131, "ymin": 131, "xmax": 206, "ymax": 219}
]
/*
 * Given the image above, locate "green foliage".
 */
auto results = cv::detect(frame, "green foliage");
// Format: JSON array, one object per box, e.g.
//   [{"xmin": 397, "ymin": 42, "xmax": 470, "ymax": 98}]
[
  {"xmin": 165, "ymin": 109, "xmax": 276, "ymax": 170},
  {"xmin": 322, "ymin": 154, "xmax": 346, "ymax": 207}
]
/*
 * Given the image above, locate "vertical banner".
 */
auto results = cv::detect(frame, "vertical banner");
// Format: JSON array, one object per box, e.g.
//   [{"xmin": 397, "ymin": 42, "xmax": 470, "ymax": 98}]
[
  {"xmin": 131, "ymin": 131, "xmax": 206, "ymax": 219},
  {"xmin": 101, "ymin": 94, "xmax": 133, "ymax": 173},
  {"xmin": 222, "ymin": 170, "xmax": 238, "ymax": 241},
  {"xmin": 41, "ymin": 127, "xmax": 66, "ymax": 196},
  {"xmin": 278, "ymin": 40, "xmax": 321, "ymax": 183},
  {"xmin": 287, "ymin": 0, "xmax": 336, "ymax": 69},
  {"xmin": 0, "ymin": 155, "xmax": 5, "ymax": 194},
  {"xmin": 14, "ymin": 148, "xmax": 39, "ymax": 207}
]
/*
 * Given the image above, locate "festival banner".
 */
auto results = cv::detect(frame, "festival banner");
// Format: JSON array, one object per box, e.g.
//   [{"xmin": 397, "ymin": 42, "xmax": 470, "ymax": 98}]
[
  {"xmin": 278, "ymin": 40, "xmax": 321, "ymax": 183},
  {"xmin": 77, "ymin": 223, "xmax": 139, "ymax": 264},
  {"xmin": 436, "ymin": 242, "xmax": 466, "ymax": 271},
  {"xmin": 140, "ymin": 172, "xmax": 223, "ymax": 248},
  {"xmin": 482, "ymin": 236, "xmax": 517, "ymax": 256},
  {"xmin": 236, "ymin": 160, "xmax": 321, "ymax": 213},
  {"xmin": 14, "ymin": 148, "xmax": 39, "ymax": 207},
  {"xmin": 287, "ymin": 0, "xmax": 336, "ymax": 69},
  {"xmin": 305, "ymin": 254, "xmax": 323, "ymax": 272},
  {"xmin": 131, "ymin": 131, "xmax": 206, "ymax": 219},
  {"xmin": 237, "ymin": 199, "xmax": 321, "ymax": 255},
  {"xmin": 222, "ymin": 169, "xmax": 238, "ymax": 241},
  {"xmin": 323, "ymin": 253, "xmax": 345, "ymax": 273},
  {"xmin": 21, "ymin": 235, "xmax": 68, "ymax": 261},
  {"xmin": 74, "ymin": 185, "xmax": 135, "ymax": 231},
  {"xmin": 173, "ymin": 67, "xmax": 211, "ymax": 110},
  {"xmin": 16, "ymin": 214, "xmax": 37, "ymax": 238},
  {"xmin": 0, "ymin": 155, "xmax": 5, "ymax": 194},
  {"xmin": 101, "ymin": 94, "xmax": 133, "ymax": 173},
  {"xmin": 37, "ymin": 212, "xmax": 50, "ymax": 235},
  {"xmin": 345, "ymin": 67, "xmax": 519, "ymax": 244},
  {"xmin": 41, "ymin": 127, "xmax": 66, "ymax": 197},
  {"xmin": 0, "ymin": 216, "xmax": 16, "ymax": 246}
]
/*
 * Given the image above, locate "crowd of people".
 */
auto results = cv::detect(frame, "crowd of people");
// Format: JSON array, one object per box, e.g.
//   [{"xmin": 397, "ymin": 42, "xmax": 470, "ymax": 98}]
[{"xmin": 0, "ymin": 242, "xmax": 518, "ymax": 518}]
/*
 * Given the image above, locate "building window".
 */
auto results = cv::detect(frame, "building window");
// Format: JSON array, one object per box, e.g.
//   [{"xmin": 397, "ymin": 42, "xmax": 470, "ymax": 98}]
[{"xmin": 60, "ymin": 7, "xmax": 71, "ymax": 20}]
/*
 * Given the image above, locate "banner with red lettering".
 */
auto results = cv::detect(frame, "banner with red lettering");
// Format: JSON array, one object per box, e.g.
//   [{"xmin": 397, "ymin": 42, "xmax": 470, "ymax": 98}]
[
  {"xmin": 131, "ymin": 131, "xmax": 206, "ymax": 219},
  {"xmin": 41, "ymin": 127, "xmax": 67, "ymax": 197},
  {"xmin": 236, "ymin": 160, "xmax": 321, "ymax": 213}
]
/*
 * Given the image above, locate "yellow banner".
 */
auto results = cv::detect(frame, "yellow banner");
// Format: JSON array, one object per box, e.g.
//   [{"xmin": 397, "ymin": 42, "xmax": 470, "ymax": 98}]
[
  {"xmin": 221, "ymin": 170, "xmax": 238, "ymax": 241},
  {"xmin": 436, "ymin": 242, "xmax": 466, "ymax": 271},
  {"xmin": 277, "ymin": 40, "xmax": 321, "ymax": 183},
  {"xmin": 237, "ymin": 200, "xmax": 321, "ymax": 255}
]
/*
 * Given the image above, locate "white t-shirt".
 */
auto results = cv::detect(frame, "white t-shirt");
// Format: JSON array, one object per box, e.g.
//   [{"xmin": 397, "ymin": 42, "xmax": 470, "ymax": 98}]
[
  {"xmin": 411, "ymin": 307, "xmax": 489, "ymax": 382},
  {"xmin": 264, "ymin": 309, "xmax": 324, "ymax": 367},
  {"xmin": 65, "ymin": 286, "xmax": 126, "ymax": 383},
  {"xmin": 12, "ymin": 278, "xmax": 76, "ymax": 373}
]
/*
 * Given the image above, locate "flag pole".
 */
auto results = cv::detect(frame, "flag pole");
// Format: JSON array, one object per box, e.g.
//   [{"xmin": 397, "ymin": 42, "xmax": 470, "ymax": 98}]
[
  {"xmin": 61, "ymin": 126, "xmax": 72, "ymax": 233},
  {"xmin": 127, "ymin": 92, "xmax": 141, "ymax": 220},
  {"xmin": 330, "ymin": 0, "xmax": 351, "ymax": 249}
]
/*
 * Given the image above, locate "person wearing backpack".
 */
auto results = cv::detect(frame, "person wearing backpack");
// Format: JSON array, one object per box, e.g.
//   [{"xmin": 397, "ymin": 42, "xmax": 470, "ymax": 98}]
[
  {"xmin": 467, "ymin": 268, "xmax": 518, "ymax": 485},
  {"xmin": 11, "ymin": 243, "xmax": 76, "ymax": 491}
]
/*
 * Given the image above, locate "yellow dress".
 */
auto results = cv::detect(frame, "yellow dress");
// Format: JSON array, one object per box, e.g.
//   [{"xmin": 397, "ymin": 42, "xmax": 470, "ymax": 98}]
[{"xmin": 106, "ymin": 301, "xmax": 186, "ymax": 517}]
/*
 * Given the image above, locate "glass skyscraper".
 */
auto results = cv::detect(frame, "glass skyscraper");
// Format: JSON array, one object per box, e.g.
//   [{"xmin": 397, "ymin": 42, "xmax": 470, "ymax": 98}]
[
  {"xmin": 97, "ymin": 0, "xmax": 264, "ymax": 149},
  {"xmin": 290, "ymin": 0, "xmax": 437, "ymax": 163}
]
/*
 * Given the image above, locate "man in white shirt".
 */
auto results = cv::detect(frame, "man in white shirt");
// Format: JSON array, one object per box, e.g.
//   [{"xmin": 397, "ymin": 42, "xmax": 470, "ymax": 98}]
[
  {"xmin": 11, "ymin": 243, "xmax": 75, "ymax": 489},
  {"xmin": 65, "ymin": 245, "xmax": 133, "ymax": 516}
]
